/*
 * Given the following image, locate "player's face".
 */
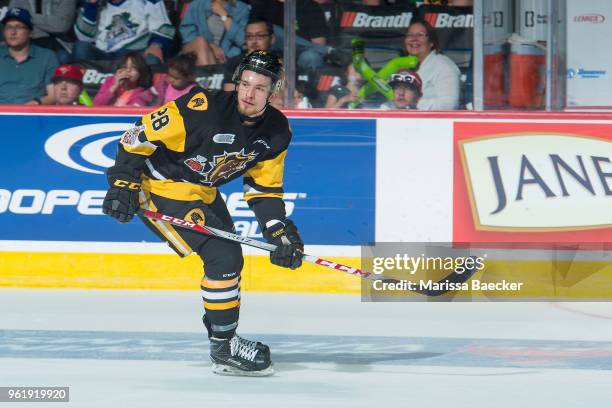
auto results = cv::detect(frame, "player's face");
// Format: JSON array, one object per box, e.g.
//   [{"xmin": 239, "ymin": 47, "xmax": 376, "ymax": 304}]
[
  {"xmin": 236, "ymin": 70, "xmax": 273, "ymax": 117},
  {"xmin": 245, "ymin": 22, "xmax": 274, "ymax": 54},
  {"xmin": 2, "ymin": 20, "xmax": 31, "ymax": 49},
  {"xmin": 53, "ymin": 79, "xmax": 82, "ymax": 105}
]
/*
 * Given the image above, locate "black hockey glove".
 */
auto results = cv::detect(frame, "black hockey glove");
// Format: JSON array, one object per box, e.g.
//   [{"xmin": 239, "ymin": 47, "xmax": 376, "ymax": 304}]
[
  {"xmin": 102, "ymin": 178, "xmax": 141, "ymax": 223},
  {"xmin": 263, "ymin": 220, "xmax": 304, "ymax": 269}
]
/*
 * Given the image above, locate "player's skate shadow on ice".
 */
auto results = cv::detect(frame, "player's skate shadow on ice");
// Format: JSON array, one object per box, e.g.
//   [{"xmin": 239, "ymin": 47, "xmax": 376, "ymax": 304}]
[
  {"xmin": 270, "ymin": 353, "xmax": 444, "ymax": 374},
  {"xmin": 250, "ymin": 334, "xmax": 448, "ymax": 372},
  {"xmin": 272, "ymin": 351, "xmax": 442, "ymax": 365}
]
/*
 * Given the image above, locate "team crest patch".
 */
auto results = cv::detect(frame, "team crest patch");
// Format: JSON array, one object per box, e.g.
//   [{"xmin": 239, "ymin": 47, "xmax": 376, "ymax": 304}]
[
  {"xmin": 184, "ymin": 149, "xmax": 258, "ymax": 185},
  {"xmin": 187, "ymin": 92, "xmax": 208, "ymax": 111},
  {"xmin": 120, "ymin": 124, "xmax": 146, "ymax": 146},
  {"xmin": 185, "ymin": 208, "xmax": 206, "ymax": 226}
]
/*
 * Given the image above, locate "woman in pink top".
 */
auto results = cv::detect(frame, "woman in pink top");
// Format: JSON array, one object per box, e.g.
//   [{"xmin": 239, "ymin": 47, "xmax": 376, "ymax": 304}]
[
  {"xmin": 154, "ymin": 53, "xmax": 198, "ymax": 104},
  {"xmin": 94, "ymin": 52, "xmax": 155, "ymax": 107}
]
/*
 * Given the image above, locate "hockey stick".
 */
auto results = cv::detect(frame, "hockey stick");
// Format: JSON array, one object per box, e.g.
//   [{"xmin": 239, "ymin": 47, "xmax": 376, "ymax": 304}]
[
  {"xmin": 137, "ymin": 208, "xmax": 374, "ymax": 279},
  {"xmin": 136, "ymin": 208, "xmax": 476, "ymax": 296}
]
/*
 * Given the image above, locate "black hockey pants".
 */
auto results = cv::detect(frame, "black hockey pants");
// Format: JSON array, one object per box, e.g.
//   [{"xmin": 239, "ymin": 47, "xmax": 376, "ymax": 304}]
[{"xmin": 138, "ymin": 189, "xmax": 243, "ymax": 339}]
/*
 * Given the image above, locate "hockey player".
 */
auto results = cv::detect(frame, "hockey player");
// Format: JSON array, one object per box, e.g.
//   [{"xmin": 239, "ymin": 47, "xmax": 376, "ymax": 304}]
[{"xmin": 102, "ymin": 51, "xmax": 303, "ymax": 376}]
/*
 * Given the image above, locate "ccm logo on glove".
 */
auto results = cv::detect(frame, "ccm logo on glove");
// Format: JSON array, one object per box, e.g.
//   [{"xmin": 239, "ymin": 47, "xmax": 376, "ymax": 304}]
[
  {"xmin": 263, "ymin": 220, "xmax": 304, "ymax": 270},
  {"xmin": 103, "ymin": 177, "xmax": 141, "ymax": 224},
  {"xmin": 113, "ymin": 179, "xmax": 141, "ymax": 190}
]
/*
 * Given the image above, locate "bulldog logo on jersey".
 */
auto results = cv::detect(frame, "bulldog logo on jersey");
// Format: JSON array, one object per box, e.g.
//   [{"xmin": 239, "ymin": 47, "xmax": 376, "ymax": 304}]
[
  {"xmin": 206, "ymin": 149, "xmax": 258, "ymax": 184},
  {"xmin": 184, "ymin": 149, "xmax": 258, "ymax": 185},
  {"xmin": 187, "ymin": 92, "xmax": 208, "ymax": 111}
]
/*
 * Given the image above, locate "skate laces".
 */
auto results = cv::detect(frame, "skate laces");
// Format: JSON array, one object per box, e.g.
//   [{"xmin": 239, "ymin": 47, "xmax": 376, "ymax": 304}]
[
  {"xmin": 230, "ymin": 336, "xmax": 258, "ymax": 361},
  {"xmin": 235, "ymin": 335, "xmax": 259, "ymax": 349}
]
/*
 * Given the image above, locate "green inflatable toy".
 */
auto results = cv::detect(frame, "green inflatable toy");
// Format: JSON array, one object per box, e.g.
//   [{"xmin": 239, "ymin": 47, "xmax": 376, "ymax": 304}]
[
  {"xmin": 78, "ymin": 90, "xmax": 93, "ymax": 107},
  {"xmin": 349, "ymin": 38, "xmax": 419, "ymax": 108}
]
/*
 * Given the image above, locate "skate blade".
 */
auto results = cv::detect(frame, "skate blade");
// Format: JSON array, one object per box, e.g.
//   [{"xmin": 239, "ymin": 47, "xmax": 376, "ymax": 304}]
[{"xmin": 211, "ymin": 363, "xmax": 274, "ymax": 377}]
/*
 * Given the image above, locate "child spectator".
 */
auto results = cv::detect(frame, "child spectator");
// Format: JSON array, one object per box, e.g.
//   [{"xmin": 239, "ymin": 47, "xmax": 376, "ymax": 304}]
[
  {"xmin": 51, "ymin": 64, "xmax": 88, "ymax": 105},
  {"xmin": 379, "ymin": 69, "xmax": 422, "ymax": 109},
  {"xmin": 154, "ymin": 53, "xmax": 198, "ymax": 104},
  {"xmin": 94, "ymin": 51, "xmax": 154, "ymax": 106},
  {"xmin": 180, "ymin": 0, "xmax": 249, "ymax": 66}
]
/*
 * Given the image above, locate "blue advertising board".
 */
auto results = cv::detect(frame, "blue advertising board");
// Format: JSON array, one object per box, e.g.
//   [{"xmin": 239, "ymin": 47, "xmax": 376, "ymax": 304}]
[{"xmin": 0, "ymin": 113, "xmax": 374, "ymax": 245}]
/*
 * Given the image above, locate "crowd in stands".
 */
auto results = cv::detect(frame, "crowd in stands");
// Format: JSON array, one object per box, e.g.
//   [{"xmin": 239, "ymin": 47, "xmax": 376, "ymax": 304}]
[{"xmin": 0, "ymin": 0, "xmax": 474, "ymax": 109}]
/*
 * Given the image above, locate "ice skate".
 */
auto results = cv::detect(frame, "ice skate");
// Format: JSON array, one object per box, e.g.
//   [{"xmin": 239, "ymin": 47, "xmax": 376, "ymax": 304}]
[
  {"xmin": 233, "ymin": 334, "xmax": 270, "ymax": 357},
  {"xmin": 210, "ymin": 335, "xmax": 274, "ymax": 377}
]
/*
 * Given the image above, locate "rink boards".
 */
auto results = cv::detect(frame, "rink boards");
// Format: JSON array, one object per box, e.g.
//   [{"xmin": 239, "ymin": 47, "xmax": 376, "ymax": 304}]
[{"xmin": 1, "ymin": 107, "xmax": 611, "ymax": 295}]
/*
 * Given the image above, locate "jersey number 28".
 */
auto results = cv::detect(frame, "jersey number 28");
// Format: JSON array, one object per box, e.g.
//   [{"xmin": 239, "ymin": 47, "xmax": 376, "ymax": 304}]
[{"xmin": 151, "ymin": 108, "xmax": 170, "ymax": 131}]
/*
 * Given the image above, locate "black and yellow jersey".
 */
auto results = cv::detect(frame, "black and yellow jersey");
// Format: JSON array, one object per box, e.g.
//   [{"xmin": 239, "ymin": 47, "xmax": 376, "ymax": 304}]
[{"xmin": 108, "ymin": 87, "xmax": 292, "ymax": 226}]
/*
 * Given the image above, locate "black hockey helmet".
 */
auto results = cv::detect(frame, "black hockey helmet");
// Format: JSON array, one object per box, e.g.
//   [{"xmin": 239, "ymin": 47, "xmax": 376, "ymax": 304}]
[{"xmin": 232, "ymin": 50, "xmax": 283, "ymax": 92}]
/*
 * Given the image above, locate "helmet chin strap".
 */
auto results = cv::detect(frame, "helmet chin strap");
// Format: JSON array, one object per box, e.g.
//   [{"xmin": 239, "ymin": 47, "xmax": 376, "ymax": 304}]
[{"xmin": 239, "ymin": 110, "xmax": 265, "ymax": 125}]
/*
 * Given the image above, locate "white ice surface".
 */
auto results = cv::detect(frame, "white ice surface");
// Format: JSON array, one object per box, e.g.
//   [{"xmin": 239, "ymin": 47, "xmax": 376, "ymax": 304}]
[{"xmin": 1, "ymin": 289, "xmax": 611, "ymax": 407}]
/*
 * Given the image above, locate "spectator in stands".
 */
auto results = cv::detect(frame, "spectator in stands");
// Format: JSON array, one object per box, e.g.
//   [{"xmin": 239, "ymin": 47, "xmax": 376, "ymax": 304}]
[
  {"xmin": 324, "ymin": 63, "xmax": 364, "ymax": 109},
  {"xmin": 154, "ymin": 53, "xmax": 198, "ymax": 104},
  {"xmin": 222, "ymin": 17, "xmax": 275, "ymax": 91},
  {"xmin": 0, "ymin": 7, "xmax": 58, "ymax": 104},
  {"xmin": 180, "ymin": 0, "xmax": 249, "ymax": 66},
  {"xmin": 6, "ymin": 0, "xmax": 76, "ymax": 64},
  {"xmin": 250, "ymin": 0, "xmax": 350, "ymax": 73},
  {"xmin": 379, "ymin": 69, "xmax": 422, "ymax": 109},
  {"xmin": 94, "ymin": 51, "xmax": 154, "ymax": 106},
  {"xmin": 270, "ymin": 80, "xmax": 312, "ymax": 109},
  {"xmin": 51, "ymin": 63, "xmax": 87, "ymax": 105},
  {"xmin": 404, "ymin": 19, "xmax": 460, "ymax": 110},
  {"xmin": 73, "ymin": 0, "xmax": 175, "ymax": 66},
  {"xmin": 293, "ymin": 80, "xmax": 312, "ymax": 108}
]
